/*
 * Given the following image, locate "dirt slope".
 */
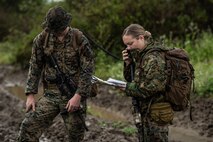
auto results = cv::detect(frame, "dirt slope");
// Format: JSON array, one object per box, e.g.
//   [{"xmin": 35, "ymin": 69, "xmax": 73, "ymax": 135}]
[{"xmin": 0, "ymin": 65, "xmax": 212, "ymax": 142}]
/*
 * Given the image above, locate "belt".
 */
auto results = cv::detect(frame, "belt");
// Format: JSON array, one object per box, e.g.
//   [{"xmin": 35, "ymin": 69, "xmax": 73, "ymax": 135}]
[
  {"xmin": 44, "ymin": 83, "xmax": 61, "ymax": 94},
  {"xmin": 45, "ymin": 83, "xmax": 58, "ymax": 89}
]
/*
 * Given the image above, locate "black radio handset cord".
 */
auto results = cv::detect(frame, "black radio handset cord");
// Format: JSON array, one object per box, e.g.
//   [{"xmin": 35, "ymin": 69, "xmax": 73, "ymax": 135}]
[{"xmin": 128, "ymin": 50, "xmax": 134, "ymax": 78}]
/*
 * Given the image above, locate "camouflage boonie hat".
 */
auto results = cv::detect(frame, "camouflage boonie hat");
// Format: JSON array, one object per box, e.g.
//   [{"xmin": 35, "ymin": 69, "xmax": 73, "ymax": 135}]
[{"xmin": 43, "ymin": 6, "xmax": 72, "ymax": 32}]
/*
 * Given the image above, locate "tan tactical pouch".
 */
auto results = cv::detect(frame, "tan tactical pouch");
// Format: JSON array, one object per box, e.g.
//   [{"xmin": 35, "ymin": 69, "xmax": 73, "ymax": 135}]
[{"xmin": 149, "ymin": 102, "xmax": 174, "ymax": 125}]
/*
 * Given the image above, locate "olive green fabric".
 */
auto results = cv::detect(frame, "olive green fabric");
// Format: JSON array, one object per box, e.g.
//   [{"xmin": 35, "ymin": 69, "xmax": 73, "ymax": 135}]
[{"xmin": 149, "ymin": 102, "xmax": 174, "ymax": 125}]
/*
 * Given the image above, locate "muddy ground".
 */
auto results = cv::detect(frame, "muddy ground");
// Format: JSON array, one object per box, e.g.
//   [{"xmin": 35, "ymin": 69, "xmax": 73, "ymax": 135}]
[{"xmin": 0, "ymin": 65, "xmax": 212, "ymax": 142}]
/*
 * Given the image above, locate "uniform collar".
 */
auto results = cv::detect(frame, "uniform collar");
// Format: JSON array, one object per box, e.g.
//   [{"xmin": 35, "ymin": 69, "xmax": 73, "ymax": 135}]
[{"xmin": 51, "ymin": 27, "xmax": 72, "ymax": 43}]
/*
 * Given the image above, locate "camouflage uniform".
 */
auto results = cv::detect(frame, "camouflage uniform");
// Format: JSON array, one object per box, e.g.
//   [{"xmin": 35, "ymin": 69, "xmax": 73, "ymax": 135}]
[
  {"xmin": 18, "ymin": 27, "xmax": 94, "ymax": 142},
  {"xmin": 124, "ymin": 42, "xmax": 170, "ymax": 142}
]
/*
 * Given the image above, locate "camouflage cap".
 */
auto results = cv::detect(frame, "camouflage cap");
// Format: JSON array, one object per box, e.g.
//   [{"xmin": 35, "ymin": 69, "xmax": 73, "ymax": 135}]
[{"xmin": 43, "ymin": 6, "xmax": 72, "ymax": 32}]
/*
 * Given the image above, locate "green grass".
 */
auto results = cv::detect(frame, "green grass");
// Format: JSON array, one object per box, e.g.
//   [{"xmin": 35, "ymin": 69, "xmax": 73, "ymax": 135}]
[
  {"xmin": 95, "ymin": 51, "xmax": 123, "ymax": 80},
  {"xmin": 193, "ymin": 60, "xmax": 213, "ymax": 96},
  {"xmin": 185, "ymin": 32, "xmax": 213, "ymax": 63},
  {"xmin": 0, "ymin": 42, "xmax": 16, "ymax": 64},
  {"xmin": 121, "ymin": 126, "xmax": 137, "ymax": 136},
  {"xmin": 185, "ymin": 32, "xmax": 213, "ymax": 96}
]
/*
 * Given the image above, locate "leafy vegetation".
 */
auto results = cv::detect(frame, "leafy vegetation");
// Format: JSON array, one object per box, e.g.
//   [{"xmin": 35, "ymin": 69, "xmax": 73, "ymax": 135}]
[
  {"xmin": 121, "ymin": 126, "xmax": 137, "ymax": 136},
  {"xmin": 0, "ymin": 0, "xmax": 212, "ymax": 95}
]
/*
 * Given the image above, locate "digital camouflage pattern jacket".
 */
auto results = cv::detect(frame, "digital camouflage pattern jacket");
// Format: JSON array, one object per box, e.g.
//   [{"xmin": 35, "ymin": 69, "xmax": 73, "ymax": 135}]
[
  {"xmin": 124, "ymin": 42, "xmax": 167, "ymax": 100},
  {"xmin": 25, "ymin": 27, "xmax": 94, "ymax": 97}
]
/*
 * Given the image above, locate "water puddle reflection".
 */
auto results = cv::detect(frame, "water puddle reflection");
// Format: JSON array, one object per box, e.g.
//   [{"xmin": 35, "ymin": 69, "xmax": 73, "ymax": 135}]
[{"xmin": 6, "ymin": 84, "xmax": 128, "ymax": 122}]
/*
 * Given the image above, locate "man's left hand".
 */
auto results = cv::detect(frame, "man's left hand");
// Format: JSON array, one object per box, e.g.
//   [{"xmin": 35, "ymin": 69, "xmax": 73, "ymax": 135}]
[{"xmin": 66, "ymin": 93, "xmax": 81, "ymax": 112}]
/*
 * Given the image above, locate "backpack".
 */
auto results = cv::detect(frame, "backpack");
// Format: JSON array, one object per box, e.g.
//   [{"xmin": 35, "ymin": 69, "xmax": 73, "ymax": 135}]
[
  {"xmin": 42, "ymin": 28, "xmax": 98, "ymax": 97},
  {"xmin": 144, "ymin": 47, "xmax": 195, "ymax": 111}
]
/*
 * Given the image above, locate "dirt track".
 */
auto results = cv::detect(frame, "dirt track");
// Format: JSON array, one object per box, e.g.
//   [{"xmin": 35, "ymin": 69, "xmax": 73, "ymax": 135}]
[{"xmin": 0, "ymin": 65, "xmax": 212, "ymax": 142}]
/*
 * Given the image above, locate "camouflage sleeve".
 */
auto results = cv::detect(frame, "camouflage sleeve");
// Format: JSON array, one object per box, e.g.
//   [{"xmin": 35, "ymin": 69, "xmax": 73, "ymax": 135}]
[
  {"xmin": 25, "ymin": 33, "xmax": 45, "ymax": 95},
  {"xmin": 123, "ymin": 62, "xmax": 136, "ymax": 82},
  {"xmin": 125, "ymin": 51, "xmax": 167, "ymax": 98},
  {"xmin": 75, "ymin": 35, "xmax": 95, "ymax": 97}
]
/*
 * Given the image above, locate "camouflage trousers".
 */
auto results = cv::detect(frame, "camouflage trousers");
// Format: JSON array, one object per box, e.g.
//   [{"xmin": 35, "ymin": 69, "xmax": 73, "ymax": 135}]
[
  {"xmin": 136, "ymin": 119, "xmax": 169, "ymax": 142},
  {"xmin": 17, "ymin": 92, "xmax": 86, "ymax": 142}
]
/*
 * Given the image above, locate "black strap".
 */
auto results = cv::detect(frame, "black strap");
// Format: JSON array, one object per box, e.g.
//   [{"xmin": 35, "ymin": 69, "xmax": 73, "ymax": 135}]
[{"xmin": 82, "ymin": 30, "xmax": 122, "ymax": 61}]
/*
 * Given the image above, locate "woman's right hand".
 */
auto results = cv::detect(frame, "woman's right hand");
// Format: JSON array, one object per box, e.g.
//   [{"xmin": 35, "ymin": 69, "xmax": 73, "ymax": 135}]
[
  {"xmin": 122, "ymin": 49, "xmax": 131, "ymax": 65},
  {"xmin": 26, "ymin": 94, "xmax": 36, "ymax": 112}
]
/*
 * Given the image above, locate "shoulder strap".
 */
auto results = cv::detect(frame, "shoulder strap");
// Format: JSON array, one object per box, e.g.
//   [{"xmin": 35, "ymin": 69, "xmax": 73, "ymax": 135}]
[
  {"xmin": 42, "ymin": 28, "xmax": 83, "ymax": 55},
  {"xmin": 43, "ymin": 31, "xmax": 49, "ymax": 49},
  {"xmin": 140, "ymin": 47, "xmax": 166, "ymax": 67},
  {"xmin": 72, "ymin": 28, "xmax": 83, "ymax": 48},
  {"xmin": 43, "ymin": 31, "xmax": 54, "ymax": 56},
  {"xmin": 143, "ymin": 46, "xmax": 169, "ymax": 56}
]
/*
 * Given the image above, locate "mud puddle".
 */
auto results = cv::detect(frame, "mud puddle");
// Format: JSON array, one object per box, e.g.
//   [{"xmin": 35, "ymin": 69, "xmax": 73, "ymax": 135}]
[
  {"xmin": 5, "ymin": 84, "xmax": 128, "ymax": 123},
  {"xmin": 5, "ymin": 83, "xmax": 213, "ymax": 142}
]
